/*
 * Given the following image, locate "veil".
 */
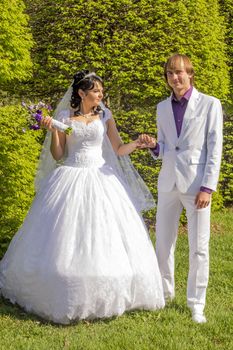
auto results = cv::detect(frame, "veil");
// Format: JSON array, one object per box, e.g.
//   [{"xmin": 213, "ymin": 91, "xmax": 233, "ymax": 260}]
[
  {"xmin": 34, "ymin": 85, "xmax": 155, "ymax": 212},
  {"xmin": 102, "ymin": 135, "xmax": 155, "ymax": 211},
  {"xmin": 34, "ymin": 85, "xmax": 73, "ymax": 190}
]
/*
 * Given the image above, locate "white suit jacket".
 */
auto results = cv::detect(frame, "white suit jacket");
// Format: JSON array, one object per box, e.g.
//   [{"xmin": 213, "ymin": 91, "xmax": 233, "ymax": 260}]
[{"xmin": 151, "ymin": 87, "xmax": 223, "ymax": 194}]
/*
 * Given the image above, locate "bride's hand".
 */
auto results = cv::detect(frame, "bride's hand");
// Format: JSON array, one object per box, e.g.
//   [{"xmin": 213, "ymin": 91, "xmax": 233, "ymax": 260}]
[
  {"xmin": 138, "ymin": 134, "xmax": 157, "ymax": 148},
  {"xmin": 134, "ymin": 137, "xmax": 152, "ymax": 149},
  {"xmin": 40, "ymin": 116, "xmax": 57, "ymax": 132}
]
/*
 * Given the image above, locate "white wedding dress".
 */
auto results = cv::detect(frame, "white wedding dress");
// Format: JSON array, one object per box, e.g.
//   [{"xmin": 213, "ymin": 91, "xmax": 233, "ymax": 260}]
[{"xmin": 0, "ymin": 111, "xmax": 164, "ymax": 324}]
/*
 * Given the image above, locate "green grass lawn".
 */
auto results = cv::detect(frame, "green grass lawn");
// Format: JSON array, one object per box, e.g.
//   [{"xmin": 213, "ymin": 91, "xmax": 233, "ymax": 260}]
[{"xmin": 0, "ymin": 209, "xmax": 232, "ymax": 350}]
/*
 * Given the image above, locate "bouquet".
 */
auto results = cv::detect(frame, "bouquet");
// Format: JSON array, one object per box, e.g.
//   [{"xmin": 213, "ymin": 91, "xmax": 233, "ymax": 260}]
[{"xmin": 21, "ymin": 101, "xmax": 73, "ymax": 135}]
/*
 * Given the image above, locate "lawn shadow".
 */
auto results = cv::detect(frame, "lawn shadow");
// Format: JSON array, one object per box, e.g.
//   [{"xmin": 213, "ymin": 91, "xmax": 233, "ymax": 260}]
[
  {"xmin": 0, "ymin": 295, "xmax": 118, "ymax": 328},
  {"xmin": 0, "ymin": 295, "xmax": 191, "ymax": 327},
  {"xmin": 0, "ymin": 295, "xmax": 45, "ymax": 324}
]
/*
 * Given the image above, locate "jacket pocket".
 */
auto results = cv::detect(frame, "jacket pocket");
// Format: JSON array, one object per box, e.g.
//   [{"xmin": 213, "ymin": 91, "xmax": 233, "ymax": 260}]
[{"xmin": 189, "ymin": 156, "xmax": 206, "ymax": 165}]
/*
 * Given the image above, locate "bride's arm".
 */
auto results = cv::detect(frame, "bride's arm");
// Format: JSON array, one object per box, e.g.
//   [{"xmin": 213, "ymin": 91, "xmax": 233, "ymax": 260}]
[
  {"xmin": 106, "ymin": 118, "xmax": 140, "ymax": 156},
  {"xmin": 50, "ymin": 130, "xmax": 66, "ymax": 160},
  {"xmin": 41, "ymin": 116, "xmax": 66, "ymax": 161}
]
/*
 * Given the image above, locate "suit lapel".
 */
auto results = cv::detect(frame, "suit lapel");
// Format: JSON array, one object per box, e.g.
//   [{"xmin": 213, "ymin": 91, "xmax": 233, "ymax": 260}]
[
  {"xmin": 165, "ymin": 96, "xmax": 178, "ymax": 143},
  {"xmin": 178, "ymin": 87, "xmax": 200, "ymax": 141}
]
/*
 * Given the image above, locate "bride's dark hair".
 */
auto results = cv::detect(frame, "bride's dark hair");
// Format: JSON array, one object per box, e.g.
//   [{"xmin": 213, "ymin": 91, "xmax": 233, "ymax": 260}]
[{"xmin": 70, "ymin": 70, "xmax": 103, "ymax": 110}]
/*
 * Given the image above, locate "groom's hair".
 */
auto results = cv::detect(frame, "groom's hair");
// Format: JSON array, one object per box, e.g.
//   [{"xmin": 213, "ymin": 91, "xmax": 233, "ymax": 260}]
[{"xmin": 164, "ymin": 53, "xmax": 195, "ymax": 86}]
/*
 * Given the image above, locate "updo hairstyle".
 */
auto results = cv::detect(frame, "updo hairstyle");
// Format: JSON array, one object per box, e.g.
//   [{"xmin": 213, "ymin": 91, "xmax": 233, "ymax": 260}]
[{"xmin": 70, "ymin": 70, "xmax": 103, "ymax": 111}]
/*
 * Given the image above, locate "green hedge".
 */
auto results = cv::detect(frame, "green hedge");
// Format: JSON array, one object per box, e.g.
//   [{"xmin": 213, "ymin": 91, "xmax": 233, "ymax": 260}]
[
  {"xmin": 0, "ymin": 0, "xmax": 33, "ymax": 86},
  {"xmin": 0, "ymin": 104, "xmax": 43, "ymax": 257},
  {"xmin": 219, "ymin": 105, "xmax": 233, "ymax": 206},
  {"xmin": 21, "ymin": 0, "xmax": 229, "ymax": 106}
]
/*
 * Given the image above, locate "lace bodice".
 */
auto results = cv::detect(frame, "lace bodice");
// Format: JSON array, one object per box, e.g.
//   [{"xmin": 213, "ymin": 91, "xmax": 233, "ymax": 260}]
[{"xmin": 63, "ymin": 119, "xmax": 106, "ymax": 168}]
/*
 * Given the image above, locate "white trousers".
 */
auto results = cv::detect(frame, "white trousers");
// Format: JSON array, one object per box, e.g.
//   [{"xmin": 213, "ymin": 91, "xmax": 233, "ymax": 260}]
[{"xmin": 156, "ymin": 189, "xmax": 211, "ymax": 314}]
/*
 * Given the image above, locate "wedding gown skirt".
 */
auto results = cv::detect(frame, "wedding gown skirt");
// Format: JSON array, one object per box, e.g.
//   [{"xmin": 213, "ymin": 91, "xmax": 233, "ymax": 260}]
[{"xmin": 0, "ymin": 118, "xmax": 164, "ymax": 324}]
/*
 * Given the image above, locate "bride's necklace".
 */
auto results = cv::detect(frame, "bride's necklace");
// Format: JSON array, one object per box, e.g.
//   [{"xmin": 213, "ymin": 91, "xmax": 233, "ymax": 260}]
[{"xmin": 74, "ymin": 109, "xmax": 97, "ymax": 120}]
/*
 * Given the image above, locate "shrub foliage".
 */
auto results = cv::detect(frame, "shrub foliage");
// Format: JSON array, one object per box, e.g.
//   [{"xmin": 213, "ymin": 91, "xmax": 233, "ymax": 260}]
[
  {"xmin": 0, "ymin": 105, "xmax": 42, "ymax": 256},
  {"xmin": 22, "ymin": 0, "xmax": 229, "ymax": 105},
  {"xmin": 0, "ymin": 0, "xmax": 33, "ymax": 87}
]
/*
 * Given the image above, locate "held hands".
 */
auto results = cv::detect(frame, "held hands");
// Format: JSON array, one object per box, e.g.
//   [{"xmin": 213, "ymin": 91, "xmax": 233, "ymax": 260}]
[
  {"xmin": 122, "ymin": 135, "xmax": 156, "ymax": 155},
  {"xmin": 136, "ymin": 134, "xmax": 157, "ymax": 149}
]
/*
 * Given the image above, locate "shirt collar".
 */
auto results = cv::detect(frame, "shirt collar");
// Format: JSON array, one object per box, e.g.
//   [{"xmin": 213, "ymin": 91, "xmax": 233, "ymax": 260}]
[{"xmin": 172, "ymin": 86, "xmax": 193, "ymax": 103}]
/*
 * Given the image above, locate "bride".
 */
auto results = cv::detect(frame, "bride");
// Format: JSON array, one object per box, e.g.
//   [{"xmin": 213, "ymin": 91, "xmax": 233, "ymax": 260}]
[{"xmin": 0, "ymin": 71, "xmax": 164, "ymax": 324}]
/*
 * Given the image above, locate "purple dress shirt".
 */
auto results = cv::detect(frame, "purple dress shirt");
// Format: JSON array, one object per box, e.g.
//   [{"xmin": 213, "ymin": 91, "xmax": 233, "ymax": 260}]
[
  {"xmin": 152, "ymin": 86, "xmax": 212, "ymax": 193},
  {"xmin": 172, "ymin": 86, "xmax": 193, "ymax": 137}
]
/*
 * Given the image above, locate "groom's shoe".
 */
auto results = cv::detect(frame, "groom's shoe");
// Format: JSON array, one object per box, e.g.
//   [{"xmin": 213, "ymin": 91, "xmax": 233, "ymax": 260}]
[{"xmin": 192, "ymin": 312, "xmax": 207, "ymax": 324}]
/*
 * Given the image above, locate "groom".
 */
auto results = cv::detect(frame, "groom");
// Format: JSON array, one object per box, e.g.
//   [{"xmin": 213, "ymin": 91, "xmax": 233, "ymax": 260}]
[{"xmin": 140, "ymin": 54, "xmax": 223, "ymax": 323}]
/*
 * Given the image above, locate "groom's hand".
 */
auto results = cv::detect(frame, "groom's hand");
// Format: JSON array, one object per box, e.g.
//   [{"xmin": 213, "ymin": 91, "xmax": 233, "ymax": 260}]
[
  {"xmin": 138, "ymin": 134, "xmax": 157, "ymax": 148},
  {"xmin": 195, "ymin": 191, "xmax": 211, "ymax": 209}
]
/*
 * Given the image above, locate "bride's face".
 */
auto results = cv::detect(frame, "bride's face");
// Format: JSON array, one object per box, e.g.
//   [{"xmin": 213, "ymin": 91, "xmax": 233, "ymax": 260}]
[{"xmin": 83, "ymin": 81, "xmax": 103, "ymax": 108}]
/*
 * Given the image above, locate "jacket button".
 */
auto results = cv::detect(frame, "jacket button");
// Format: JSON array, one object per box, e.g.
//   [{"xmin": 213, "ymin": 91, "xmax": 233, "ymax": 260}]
[{"xmin": 175, "ymin": 146, "xmax": 180, "ymax": 151}]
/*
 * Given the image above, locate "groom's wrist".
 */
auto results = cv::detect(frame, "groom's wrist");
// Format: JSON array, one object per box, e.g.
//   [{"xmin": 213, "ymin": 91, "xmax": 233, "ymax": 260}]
[
  {"xmin": 150, "ymin": 143, "xmax": 160, "ymax": 156},
  {"xmin": 200, "ymin": 186, "xmax": 213, "ymax": 194}
]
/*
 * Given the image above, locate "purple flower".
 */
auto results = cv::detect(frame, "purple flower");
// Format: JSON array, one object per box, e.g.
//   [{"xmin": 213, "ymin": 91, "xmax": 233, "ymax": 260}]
[
  {"xmin": 22, "ymin": 100, "xmax": 52, "ymax": 132},
  {"xmin": 30, "ymin": 124, "xmax": 40, "ymax": 130},
  {"xmin": 35, "ymin": 112, "xmax": 43, "ymax": 122}
]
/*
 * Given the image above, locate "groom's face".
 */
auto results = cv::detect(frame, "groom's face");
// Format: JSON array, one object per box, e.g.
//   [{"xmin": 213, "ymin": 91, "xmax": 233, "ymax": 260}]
[{"xmin": 166, "ymin": 59, "xmax": 193, "ymax": 94}]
